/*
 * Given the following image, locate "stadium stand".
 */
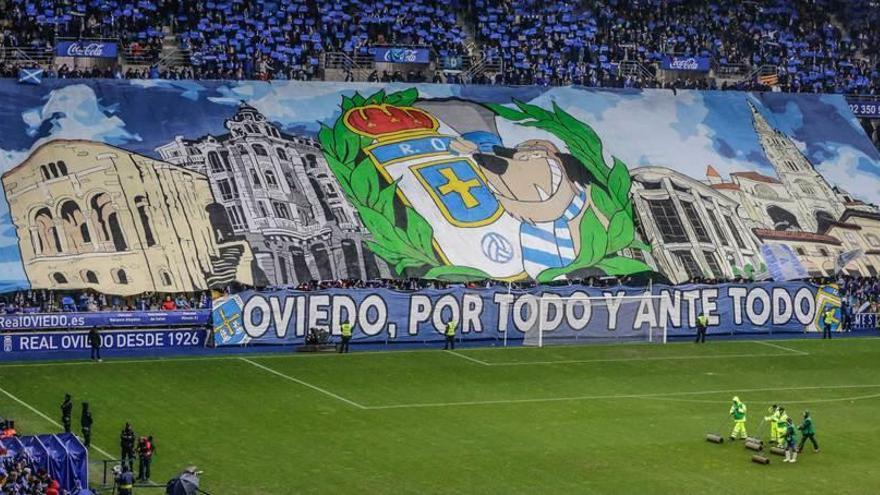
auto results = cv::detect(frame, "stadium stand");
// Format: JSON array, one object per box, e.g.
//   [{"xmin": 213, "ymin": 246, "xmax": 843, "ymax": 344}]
[{"xmin": 0, "ymin": 0, "xmax": 877, "ymax": 97}]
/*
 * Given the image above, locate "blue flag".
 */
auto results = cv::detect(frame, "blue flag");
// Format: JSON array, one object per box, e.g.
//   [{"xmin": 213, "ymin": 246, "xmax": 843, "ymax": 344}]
[{"xmin": 18, "ymin": 68, "xmax": 43, "ymax": 85}]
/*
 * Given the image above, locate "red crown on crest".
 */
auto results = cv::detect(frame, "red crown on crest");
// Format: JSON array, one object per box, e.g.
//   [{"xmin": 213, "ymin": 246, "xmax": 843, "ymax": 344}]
[{"xmin": 344, "ymin": 104, "xmax": 438, "ymax": 139}]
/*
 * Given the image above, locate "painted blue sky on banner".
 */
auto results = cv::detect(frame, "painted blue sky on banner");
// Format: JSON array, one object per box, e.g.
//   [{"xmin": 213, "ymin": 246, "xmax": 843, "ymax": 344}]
[{"xmin": 0, "ymin": 80, "xmax": 877, "ymax": 291}]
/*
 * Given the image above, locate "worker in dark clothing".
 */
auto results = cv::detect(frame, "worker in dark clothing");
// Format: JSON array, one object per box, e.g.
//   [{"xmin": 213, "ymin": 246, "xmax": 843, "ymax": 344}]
[
  {"xmin": 120, "ymin": 423, "xmax": 136, "ymax": 470},
  {"xmin": 80, "ymin": 402, "xmax": 92, "ymax": 448},
  {"xmin": 87, "ymin": 328, "xmax": 102, "ymax": 362},
  {"xmin": 798, "ymin": 410, "xmax": 820, "ymax": 453},
  {"xmin": 137, "ymin": 436, "xmax": 153, "ymax": 481},
  {"xmin": 61, "ymin": 394, "xmax": 73, "ymax": 433},
  {"xmin": 115, "ymin": 465, "xmax": 135, "ymax": 495}
]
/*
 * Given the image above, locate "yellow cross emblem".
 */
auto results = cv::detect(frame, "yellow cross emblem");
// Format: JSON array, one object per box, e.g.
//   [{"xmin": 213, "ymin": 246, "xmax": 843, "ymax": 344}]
[
  {"xmin": 437, "ymin": 167, "xmax": 480, "ymax": 208},
  {"xmin": 214, "ymin": 308, "xmax": 241, "ymax": 338}
]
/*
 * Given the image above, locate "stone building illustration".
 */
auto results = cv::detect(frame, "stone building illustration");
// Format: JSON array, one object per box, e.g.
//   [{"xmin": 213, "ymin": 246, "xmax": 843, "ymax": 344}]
[
  {"xmin": 156, "ymin": 104, "xmax": 389, "ymax": 286},
  {"xmin": 632, "ymin": 100, "xmax": 880, "ymax": 283},
  {"xmin": 1, "ymin": 140, "xmax": 255, "ymax": 295}
]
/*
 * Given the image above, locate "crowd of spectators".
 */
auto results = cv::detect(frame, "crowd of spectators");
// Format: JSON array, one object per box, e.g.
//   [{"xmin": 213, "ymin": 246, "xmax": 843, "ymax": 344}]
[
  {"xmin": 0, "ymin": 290, "xmax": 212, "ymax": 314},
  {"xmin": 2, "ymin": 0, "xmax": 170, "ymax": 51},
  {"xmin": 0, "ymin": 450, "xmax": 63, "ymax": 495},
  {"xmin": 0, "ymin": 0, "xmax": 877, "ymax": 96},
  {"xmin": 174, "ymin": 0, "xmax": 468, "ymax": 81}
]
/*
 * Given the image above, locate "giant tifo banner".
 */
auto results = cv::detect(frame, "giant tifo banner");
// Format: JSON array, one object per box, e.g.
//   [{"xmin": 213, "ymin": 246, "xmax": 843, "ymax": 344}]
[
  {"xmin": 211, "ymin": 282, "xmax": 842, "ymax": 346},
  {"xmin": 1, "ymin": 81, "xmax": 880, "ymax": 295}
]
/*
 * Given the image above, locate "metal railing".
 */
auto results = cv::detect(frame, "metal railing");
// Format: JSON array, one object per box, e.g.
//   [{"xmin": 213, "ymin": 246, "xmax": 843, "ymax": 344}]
[
  {"xmin": 322, "ymin": 52, "xmax": 374, "ymax": 80},
  {"xmin": 618, "ymin": 59, "xmax": 656, "ymax": 81},
  {"xmin": 0, "ymin": 46, "xmax": 55, "ymax": 65}
]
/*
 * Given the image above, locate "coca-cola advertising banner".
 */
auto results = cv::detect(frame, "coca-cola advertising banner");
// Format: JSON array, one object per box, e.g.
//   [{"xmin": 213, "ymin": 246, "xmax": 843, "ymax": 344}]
[
  {"xmin": 661, "ymin": 55, "xmax": 711, "ymax": 72},
  {"xmin": 55, "ymin": 41, "xmax": 118, "ymax": 58}
]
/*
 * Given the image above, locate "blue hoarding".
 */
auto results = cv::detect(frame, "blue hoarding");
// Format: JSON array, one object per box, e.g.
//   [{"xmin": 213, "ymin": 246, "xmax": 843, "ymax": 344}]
[
  {"xmin": 0, "ymin": 310, "xmax": 210, "ymax": 331},
  {"xmin": 373, "ymin": 47, "xmax": 431, "ymax": 63},
  {"xmin": 2, "ymin": 328, "xmax": 207, "ymax": 354},
  {"xmin": 661, "ymin": 55, "xmax": 711, "ymax": 72},
  {"xmin": 55, "ymin": 41, "xmax": 118, "ymax": 58},
  {"xmin": 213, "ymin": 282, "xmax": 826, "ymax": 346}
]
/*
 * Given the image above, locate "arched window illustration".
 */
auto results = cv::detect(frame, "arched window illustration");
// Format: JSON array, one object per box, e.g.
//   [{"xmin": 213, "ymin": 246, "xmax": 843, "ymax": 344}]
[
  {"xmin": 34, "ymin": 207, "xmax": 62, "ymax": 255},
  {"xmin": 40, "ymin": 165, "xmax": 50, "ymax": 181},
  {"xmin": 57, "ymin": 160, "xmax": 68, "ymax": 176},
  {"xmin": 265, "ymin": 169, "xmax": 279, "ymax": 188},
  {"xmin": 253, "ymin": 144, "xmax": 268, "ymax": 156},
  {"xmin": 310, "ymin": 243, "xmax": 333, "ymax": 280},
  {"xmin": 815, "ymin": 210, "xmax": 835, "ymax": 233},
  {"xmin": 208, "ymin": 151, "xmax": 224, "ymax": 173},
  {"xmin": 51, "ymin": 272, "xmax": 68, "ymax": 284},
  {"xmin": 114, "ymin": 269, "xmax": 129, "ymax": 285},
  {"xmin": 766, "ymin": 205, "xmax": 800, "ymax": 231},
  {"xmin": 341, "ymin": 239, "xmax": 362, "ymax": 280},
  {"xmin": 160, "ymin": 271, "xmax": 173, "ymax": 286},
  {"xmin": 81, "ymin": 270, "xmax": 98, "ymax": 284},
  {"xmin": 276, "ymin": 148, "xmax": 288, "ymax": 161},
  {"xmin": 362, "ymin": 241, "xmax": 381, "ymax": 280},
  {"xmin": 60, "ymin": 200, "xmax": 91, "ymax": 250},
  {"xmin": 135, "ymin": 196, "xmax": 156, "ymax": 247},
  {"xmin": 48, "ymin": 162, "xmax": 58, "ymax": 178},
  {"xmin": 91, "ymin": 193, "xmax": 127, "ymax": 251}
]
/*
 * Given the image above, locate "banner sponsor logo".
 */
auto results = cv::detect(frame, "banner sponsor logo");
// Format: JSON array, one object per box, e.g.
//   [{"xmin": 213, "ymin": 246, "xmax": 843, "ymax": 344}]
[
  {"xmin": 661, "ymin": 55, "xmax": 710, "ymax": 72},
  {"xmin": 374, "ymin": 48, "xmax": 430, "ymax": 64},
  {"xmin": 55, "ymin": 41, "xmax": 118, "ymax": 58},
  {"xmin": 0, "ymin": 310, "xmax": 210, "ymax": 330},
  {"xmin": 214, "ymin": 282, "xmax": 819, "ymax": 346},
  {"xmin": 1, "ymin": 329, "xmax": 206, "ymax": 353}
]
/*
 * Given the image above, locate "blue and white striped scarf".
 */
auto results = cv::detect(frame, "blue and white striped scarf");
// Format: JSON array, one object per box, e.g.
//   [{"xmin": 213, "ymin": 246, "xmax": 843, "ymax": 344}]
[{"xmin": 520, "ymin": 189, "xmax": 588, "ymax": 278}]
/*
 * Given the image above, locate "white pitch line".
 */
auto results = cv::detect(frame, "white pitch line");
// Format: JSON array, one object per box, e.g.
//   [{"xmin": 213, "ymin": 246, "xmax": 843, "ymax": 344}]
[
  {"xmin": 752, "ymin": 340, "xmax": 809, "ymax": 355},
  {"xmin": 365, "ymin": 383, "xmax": 880, "ymax": 410},
  {"xmin": 0, "ymin": 384, "xmax": 116, "ymax": 460},
  {"xmin": 447, "ymin": 351, "xmax": 491, "ymax": 366},
  {"xmin": 472, "ymin": 351, "xmax": 805, "ymax": 366},
  {"xmin": 636, "ymin": 392, "xmax": 880, "ymax": 405},
  {"xmin": 238, "ymin": 358, "xmax": 368, "ymax": 410}
]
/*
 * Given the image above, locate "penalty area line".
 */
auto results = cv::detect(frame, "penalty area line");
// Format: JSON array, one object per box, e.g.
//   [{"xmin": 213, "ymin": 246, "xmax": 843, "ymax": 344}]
[
  {"xmin": 476, "ymin": 351, "xmax": 806, "ymax": 366},
  {"xmin": 446, "ymin": 351, "xmax": 491, "ymax": 365},
  {"xmin": 0, "ymin": 384, "xmax": 116, "ymax": 460},
  {"xmin": 365, "ymin": 383, "xmax": 880, "ymax": 410},
  {"xmin": 238, "ymin": 358, "xmax": 368, "ymax": 410},
  {"xmin": 751, "ymin": 340, "xmax": 809, "ymax": 355}
]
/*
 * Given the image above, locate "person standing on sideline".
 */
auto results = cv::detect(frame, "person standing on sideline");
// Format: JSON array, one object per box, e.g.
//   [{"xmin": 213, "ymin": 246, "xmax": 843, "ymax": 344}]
[
  {"xmin": 729, "ymin": 396, "xmax": 748, "ymax": 440},
  {"xmin": 783, "ymin": 416, "xmax": 798, "ymax": 463},
  {"xmin": 822, "ymin": 308, "xmax": 835, "ymax": 339},
  {"xmin": 764, "ymin": 404, "xmax": 780, "ymax": 446},
  {"xmin": 443, "ymin": 318, "xmax": 457, "ymax": 350},
  {"xmin": 339, "ymin": 320, "xmax": 352, "ymax": 353},
  {"xmin": 61, "ymin": 394, "xmax": 73, "ymax": 433},
  {"xmin": 88, "ymin": 327, "xmax": 102, "ymax": 361},
  {"xmin": 80, "ymin": 402, "xmax": 93, "ymax": 448},
  {"xmin": 695, "ymin": 312, "xmax": 709, "ymax": 343},
  {"xmin": 120, "ymin": 422, "xmax": 136, "ymax": 470},
  {"xmin": 798, "ymin": 410, "xmax": 820, "ymax": 453},
  {"xmin": 115, "ymin": 465, "xmax": 135, "ymax": 495},
  {"xmin": 137, "ymin": 436, "xmax": 153, "ymax": 481}
]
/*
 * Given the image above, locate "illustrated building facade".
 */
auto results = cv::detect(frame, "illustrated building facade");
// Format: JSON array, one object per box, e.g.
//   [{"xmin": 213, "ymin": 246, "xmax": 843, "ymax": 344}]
[
  {"xmin": 156, "ymin": 104, "xmax": 389, "ymax": 286},
  {"xmin": 1, "ymin": 140, "xmax": 255, "ymax": 295},
  {"xmin": 630, "ymin": 167, "xmax": 762, "ymax": 283}
]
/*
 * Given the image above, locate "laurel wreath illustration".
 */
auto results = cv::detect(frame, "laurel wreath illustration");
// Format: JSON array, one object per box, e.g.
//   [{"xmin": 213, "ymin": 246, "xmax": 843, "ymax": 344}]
[{"xmin": 319, "ymin": 88, "xmax": 651, "ymax": 282}]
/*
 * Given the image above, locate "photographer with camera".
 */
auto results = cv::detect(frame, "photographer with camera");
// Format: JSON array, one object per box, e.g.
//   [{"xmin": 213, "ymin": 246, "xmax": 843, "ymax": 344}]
[{"xmin": 115, "ymin": 464, "xmax": 135, "ymax": 495}]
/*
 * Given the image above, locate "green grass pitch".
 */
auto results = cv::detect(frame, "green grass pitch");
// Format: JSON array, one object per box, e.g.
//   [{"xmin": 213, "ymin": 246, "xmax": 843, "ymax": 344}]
[{"xmin": 1, "ymin": 338, "xmax": 879, "ymax": 494}]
